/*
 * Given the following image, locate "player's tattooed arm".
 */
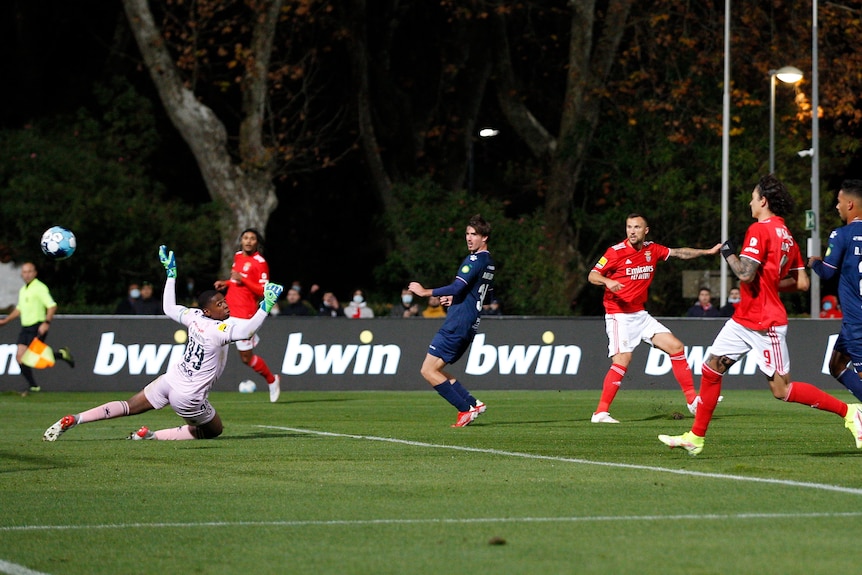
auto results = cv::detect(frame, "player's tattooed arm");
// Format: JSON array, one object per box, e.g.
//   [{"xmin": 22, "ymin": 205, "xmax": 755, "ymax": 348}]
[
  {"xmin": 669, "ymin": 244, "xmax": 721, "ymax": 260},
  {"xmin": 726, "ymin": 254, "xmax": 759, "ymax": 283}
]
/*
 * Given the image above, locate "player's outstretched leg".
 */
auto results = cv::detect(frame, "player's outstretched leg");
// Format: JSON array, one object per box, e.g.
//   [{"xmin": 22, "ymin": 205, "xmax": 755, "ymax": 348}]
[
  {"xmin": 269, "ymin": 374, "xmax": 281, "ymax": 403},
  {"xmin": 843, "ymin": 404, "xmax": 862, "ymax": 448},
  {"xmin": 43, "ymin": 415, "xmax": 78, "ymax": 442},
  {"xmin": 592, "ymin": 364, "xmax": 625, "ymax": 423},
  {"xmin": 451, "ymin": 407, "xmax": 479, "ymax": 428},
  {"xmin": 669, "ymin": 350, "xmax": 697, "ymax": 405},
  {"xmin": 248, "ymin": 354, "xmax": 281, "ymax": 402},
  {"xmin": 58, "ymin": 347, "xmax": 75, "ymax": 368},
  {"xmin": 451, "ymin": 379, "xmax": 485, "ymax": 416},
  {"xmin": 128, "ymin": 426, "xmax": 155, "ymax": 440},
  {"xmin": 658, "ymin": 431, "xmax": 704, "ymax": 456}
]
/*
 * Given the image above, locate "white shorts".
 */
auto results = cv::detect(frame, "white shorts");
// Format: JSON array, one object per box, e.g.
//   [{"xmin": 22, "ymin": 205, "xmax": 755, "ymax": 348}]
[
  {"xmin": 143, "ymin": 374, "xmax": 217, "ymax": 426},
  {"xmin": 226, "ymin": 317, "xmax": 260, "ymax": 351},
  {"xmin": 605, "ymin": 311, "xmax": 670, "ymax": 356},
  {"xmin": 709, "ymin": 319, "xmax": 789, "ymax": 377}
]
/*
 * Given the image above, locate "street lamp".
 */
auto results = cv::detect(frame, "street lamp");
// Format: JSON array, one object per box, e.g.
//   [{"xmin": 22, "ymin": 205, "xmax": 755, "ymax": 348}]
[
  {"xmin": 769, "ymin": 66, "xmax": 804, "ymax": 174},
  {"xmin": 468, "ymin": 128, "xmax": 499, "ymax": 194}
]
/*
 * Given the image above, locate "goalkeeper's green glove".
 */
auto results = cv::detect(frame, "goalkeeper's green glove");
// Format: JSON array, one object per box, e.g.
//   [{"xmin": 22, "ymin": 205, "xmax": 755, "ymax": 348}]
[
  {"xmin": 260, "ymin": 282, "xmax": 283, "ymax": 313},
  {"xmin": 159, "ymin": 245, "xmax": 177, "ymax": 279}
]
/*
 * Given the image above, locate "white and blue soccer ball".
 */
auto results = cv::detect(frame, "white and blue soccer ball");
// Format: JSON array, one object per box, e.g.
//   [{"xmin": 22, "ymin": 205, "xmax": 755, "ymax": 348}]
[
  {"xmin": 40, "ymin": 226, "xmax": 77, "ymax": 260},
  {"xmin": 238, "ymin": 380, "xmax": 257, "ymax": 393}
]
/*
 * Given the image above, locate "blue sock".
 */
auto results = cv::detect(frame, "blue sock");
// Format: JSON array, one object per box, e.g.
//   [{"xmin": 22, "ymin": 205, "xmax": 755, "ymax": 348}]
[
  {"xmin": 838, "ymin": 369, "xmax": 862, "ymax": 402},
  {"xmin": 434, "ymin": 382, "xmax": 471, "ymax": 412},
  {"xmin": 450, "ymin": 380, "xmax": 477, "ymax": 407}
]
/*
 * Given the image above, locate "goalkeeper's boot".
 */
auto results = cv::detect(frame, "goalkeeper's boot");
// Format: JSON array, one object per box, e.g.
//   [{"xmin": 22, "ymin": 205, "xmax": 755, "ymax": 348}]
[
  {"xmin": 128, "ymin": 426, "xmax": 155, "ymax": 440},
  {"xmin": 844, "ymin": 404, "xmax": 862, "ymax": 448},
  {"xmin": 658, "ymin": 431, "xmax": 704, "ymax": 456},
  {"xmin": 473, "ymin": 400, "xmax": 487, "ymax": 415},
  {"xmin": 43, "ymin": 414, "xmax": 78, "ymax": 442}
]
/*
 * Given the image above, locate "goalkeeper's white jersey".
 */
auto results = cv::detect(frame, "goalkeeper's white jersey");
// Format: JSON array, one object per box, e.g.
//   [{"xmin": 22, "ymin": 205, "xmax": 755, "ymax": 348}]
[
  {"xmin": 161, "ymin": 278, "xmax": 264, "ymax": 396},
  {"xmin": 169, "ymin": 308, "xmax": 234, "ymax": 394}
]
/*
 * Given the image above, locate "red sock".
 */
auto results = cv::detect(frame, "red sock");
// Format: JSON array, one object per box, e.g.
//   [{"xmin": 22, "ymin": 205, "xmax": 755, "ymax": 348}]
[
  {"xmin": 692, "ymin": 364, "xmax": 723, "ymax": 437},
  {"xmin": 669, "ymin": 351, "xmax": 697, "ymax": 403},
  {"xmin": 595, "ymin": 364, "xmax": 626, "ymax": 413},
  {"xmin": 249, "ymin": 355, "xmax": 275, "ymax": 384},
  {"xmin": 786, "ymin": 381, "xmax": 848, "ymax": 417}
]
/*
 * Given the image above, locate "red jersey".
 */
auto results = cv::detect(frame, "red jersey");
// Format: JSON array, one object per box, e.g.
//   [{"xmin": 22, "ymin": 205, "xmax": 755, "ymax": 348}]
[
  {"xmin": 733, "ymin": 216, "xmax": 804, "ymax": 330},
  {"xmin": 225, "ymin": 251, "xmax": 269, "ymax": 319},
  {"xmin": 592, "ymin": 240, "xmax": 671, "ymax": 314}
]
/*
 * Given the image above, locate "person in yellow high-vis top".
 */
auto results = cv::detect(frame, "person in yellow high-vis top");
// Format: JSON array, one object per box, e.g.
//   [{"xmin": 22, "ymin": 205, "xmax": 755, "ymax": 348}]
[{"xmin": 0, "ymin": 262, "xmax": 74, "ymax": 396}]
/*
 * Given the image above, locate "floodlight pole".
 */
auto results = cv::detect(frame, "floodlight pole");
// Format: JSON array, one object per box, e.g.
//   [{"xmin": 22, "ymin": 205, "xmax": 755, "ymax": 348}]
[
  {"xmin": 810, "ymin": 0, "xmax": 821, "ymax": 316},
  {"xmin": 720, "ymin": 0, "xmax": 731, "ymax": 306}
]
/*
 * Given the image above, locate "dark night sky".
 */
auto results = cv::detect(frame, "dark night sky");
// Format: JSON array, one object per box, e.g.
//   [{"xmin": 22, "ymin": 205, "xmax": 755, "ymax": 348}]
[{"xmin": 1, "ymin": 1, "xmax": 386, "ymax": 303}]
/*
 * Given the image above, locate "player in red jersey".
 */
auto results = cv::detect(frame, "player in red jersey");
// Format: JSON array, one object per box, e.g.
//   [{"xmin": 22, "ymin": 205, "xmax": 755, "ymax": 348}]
[
  {"xmin": 588, "ymin": 213, "xmax": 721, "ymax": 423},
  {"xmin": 659, "ymin": 175, "xmax": 862, "ymax": 455},
  {"xmin": 214, "ymin": 229, "xmax": 282, "ymax": 402}
]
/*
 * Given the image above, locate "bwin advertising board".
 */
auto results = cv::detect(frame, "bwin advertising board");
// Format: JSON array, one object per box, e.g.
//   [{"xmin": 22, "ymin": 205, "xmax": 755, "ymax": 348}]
[{"xmin": 0, "ymin": 316, "xmax": 846, "ymax": 393}]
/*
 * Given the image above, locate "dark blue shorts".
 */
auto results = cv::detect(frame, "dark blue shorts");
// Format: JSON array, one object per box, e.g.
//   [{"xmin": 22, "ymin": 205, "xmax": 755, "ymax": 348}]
[
  {"xmin": 428, "ymin": 328, "xmax": 474, "ymax": 365},
  {"xmin": 835, "ymin": 322, "xmax": 862, "ymax": 373}
]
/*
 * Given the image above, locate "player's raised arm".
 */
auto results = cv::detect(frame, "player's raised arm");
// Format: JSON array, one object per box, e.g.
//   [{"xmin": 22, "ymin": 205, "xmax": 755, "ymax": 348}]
[
  {"xmin": 408, "ymin": 281, "xmax": 431, "ymax": 298},
  {"xmin": 718, "ymin": 240, "xmax": 760, "ymax": 284},
  {"xmin": 228, "ymin": 282, "xmax": 283, "ymax": 342},
  {"xmin": 159, "ymin": 245, "xmax": 186, "ymax": 320},
  {"xmin": 668, "ymin": 243, "xmax": 721, "ymax": 260}
]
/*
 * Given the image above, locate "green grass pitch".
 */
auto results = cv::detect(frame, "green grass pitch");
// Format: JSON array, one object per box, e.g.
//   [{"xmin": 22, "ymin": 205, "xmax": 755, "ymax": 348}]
[{"xmin": 1, "ymin": 389, "xmax": 861, "ymax": 575}]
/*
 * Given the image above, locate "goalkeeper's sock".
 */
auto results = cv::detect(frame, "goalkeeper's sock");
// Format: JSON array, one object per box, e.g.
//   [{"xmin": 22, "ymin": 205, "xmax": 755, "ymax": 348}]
[
  {"xmin": 450, "ymin": 380, "xmax": 477, "ymax": 407},
  {"xmin": 434, "ymin": 382, "xmax": 471, "ymax": 412},
  {"xmin": 153, "ymin": 425, "xmax": 197, "ymax": 440},
  {"xmin": 249, "ymin": 355, "xmax": 275, "ymax": 384},
  {"xmin": 78, "ymin": 401, "xmax": 130, "ymax": 423}
]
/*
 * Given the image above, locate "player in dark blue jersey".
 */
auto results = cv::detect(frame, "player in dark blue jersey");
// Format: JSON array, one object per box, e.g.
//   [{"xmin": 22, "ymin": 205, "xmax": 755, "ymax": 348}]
[
  {"xmin": 809, "ymin": 179, "xmax": 862, "ymax": 401},
  {"xmin": 408, "ymin": 214, "xmax": 495, "ymax": 427}
]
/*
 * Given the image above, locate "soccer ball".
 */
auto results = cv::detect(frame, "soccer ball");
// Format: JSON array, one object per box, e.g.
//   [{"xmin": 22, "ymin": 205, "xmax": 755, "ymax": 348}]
[
  {"xmin": 40, "ymin": 226, "xmax": 76, "ymax": 260},
  {"xmin": 238, "ymin": 380, "xmax": 257, "ymax": 393}
]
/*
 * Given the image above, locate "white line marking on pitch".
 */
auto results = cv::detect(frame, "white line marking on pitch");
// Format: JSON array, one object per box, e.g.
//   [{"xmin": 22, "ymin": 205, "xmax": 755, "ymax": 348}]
[
  {"xmin": 3, "ymin": 512, "xmax": 862, "ymax": 533},
  {"xmin": 0, "ymin": 559, "xmax": 53, "ymax": 575},
  {"xmin": 261, "ymin": 425, "xmax": 862, "ymax": 496}
]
